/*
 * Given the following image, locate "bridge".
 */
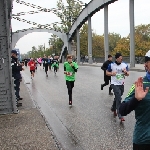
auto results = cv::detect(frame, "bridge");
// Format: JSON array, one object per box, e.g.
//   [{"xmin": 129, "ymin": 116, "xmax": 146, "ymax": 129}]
[
  {"xmin": 12, "ymin": 28, "xmax": 68, "ymax": 53},
  {"xmin": 0, "ymin": 0, "xmax": 136, "ymax": 114},
  {"xmin": 0, "ymin": 0, "xmax": 144, "ymax": 149}
]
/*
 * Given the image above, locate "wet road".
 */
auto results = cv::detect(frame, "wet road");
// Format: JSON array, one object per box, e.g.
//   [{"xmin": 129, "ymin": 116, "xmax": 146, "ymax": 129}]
[{"xmin": 22, "ymin": 64, "xmax": 145, "ymax": 150}]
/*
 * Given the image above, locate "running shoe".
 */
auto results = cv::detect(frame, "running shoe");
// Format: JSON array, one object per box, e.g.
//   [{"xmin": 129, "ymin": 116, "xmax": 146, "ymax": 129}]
[
  {"xmin": 120, "ymin": 118, "xmax": 125, "ymax": 122},
  {"xmin": 111, "ymin": 108, "xmax": 117, "ymax": 116},
  {"xmin": 109, "ymin": 92, "xmax": 113, "ymax": 95},
  {"xmin": 69, "ymin": 100, "xmax": 72, "ymax": 105}
]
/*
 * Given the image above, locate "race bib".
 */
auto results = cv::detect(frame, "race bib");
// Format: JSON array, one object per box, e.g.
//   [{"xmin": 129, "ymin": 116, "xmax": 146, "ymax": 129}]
[
  {"xmin": 67, "ymin": 72, "xmax": 73, "ymax": 76},
  {"xmin": 116, "ymin": 74, "xmax": 124, "ymax": 80},
  {"xmin": 31, "ymin": 64, "xmax": 34, "ymax": 66}
]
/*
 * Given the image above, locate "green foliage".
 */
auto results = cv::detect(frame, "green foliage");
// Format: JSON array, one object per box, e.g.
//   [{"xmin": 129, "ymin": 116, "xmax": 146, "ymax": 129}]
[
  {"xmin": 80, "ymin": 24, "xmax": 88, "ymax": 56},
  {"xmin": 56, "ymin": 0, "xmax": 83, "ymax": 33}
]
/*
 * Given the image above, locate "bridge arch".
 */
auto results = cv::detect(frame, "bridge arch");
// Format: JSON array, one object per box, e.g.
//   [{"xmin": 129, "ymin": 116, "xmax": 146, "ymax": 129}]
[
  {"xmin": 69, "ymin": 0, "xmax": 117, "ymax": 40},
  {"xmin": 12, "ymin": 28, "xmax": 68, "ymax": 55}
]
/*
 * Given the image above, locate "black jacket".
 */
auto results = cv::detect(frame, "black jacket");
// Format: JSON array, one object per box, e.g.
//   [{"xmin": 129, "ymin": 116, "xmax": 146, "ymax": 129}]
[
  {"xmin": 11, "ymin": 56, "xmax": 22, "ymax": 79},
  {"xmin": 52, "ymin": 59, "xmax": 59, "ymax": 65},
  {"xmin": 101, "ymin": 60, "xmax": 112, "ymax": 76}
]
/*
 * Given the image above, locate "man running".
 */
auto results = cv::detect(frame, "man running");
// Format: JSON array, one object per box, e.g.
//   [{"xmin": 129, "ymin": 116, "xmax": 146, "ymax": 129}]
[
  {"xmin": 106, "ymin": 53, "xmax": 129, "ymax": 122},
  {"xmin": 101, "ymin": 54, "xmax": 113, "ymax": 95},
  {"xmin": 119, "ymin": 50, "xmax": 150, "ymax": 150},
  {"xmin": 28, "ymin": 58, "xmax": 36, "ymax": 79},
  {"xmin": 42, "ymin": 55, "xmax": 46, "ymax": 69},
  {"xmin": 52, "ymin": 56, "xmax": 59, "ymax": 75},
  {"xmin": 43, "ymin": 56, "xmax": 48, "ymax": 77},
  {"xmin": 24, "ymin": 59, "xmax": 28, "ymax": 67},
  {"xmin": 64, "ymin": 55, "xmax": 78, "ymax": 105},
  {"xmin": 47, "ymin": 56, "xmax": 52, "ymax": 71}
]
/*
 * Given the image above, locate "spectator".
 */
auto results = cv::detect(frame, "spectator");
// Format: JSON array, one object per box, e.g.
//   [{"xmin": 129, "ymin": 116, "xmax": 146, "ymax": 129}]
[{"xmin": 11, "ymin": 50, "xmax": 24, "ymax": 107}]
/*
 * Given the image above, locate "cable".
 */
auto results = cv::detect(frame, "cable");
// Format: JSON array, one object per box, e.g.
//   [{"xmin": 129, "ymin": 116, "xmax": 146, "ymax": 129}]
[{"xmin": 12, "ymin": 16, "xmax": 63, "ymax": 32}]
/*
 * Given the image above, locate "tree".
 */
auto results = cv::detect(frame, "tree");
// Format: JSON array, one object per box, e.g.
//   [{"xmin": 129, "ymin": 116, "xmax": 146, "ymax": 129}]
[
  {"xmin": 134, "ymin": 24, "xmax": 150, "ymax": 56},
  {"xmin": 48, "ymin": 0, "xmax": 84, "ymax": 55},
  {"xmin": 49, "ymin": 35, "xmax": 63, "ymax": 55},
  {"xmin": 112, "ymin": 37, "xmax": 130, "ymax": 56},
  {"xmin": 108, "ymin": 33, "xmax": 121, "ymax": 52},
  {"xmin": 56, "ymin": 0, "xmax": 83, "ymax": 33},
  {"xmin": 80, "ymin": 23, "xmax": 88, "ymax": 56},
  {"xmin": 92, "ymin": 33, "xmax": 104, "ymax": 57}
]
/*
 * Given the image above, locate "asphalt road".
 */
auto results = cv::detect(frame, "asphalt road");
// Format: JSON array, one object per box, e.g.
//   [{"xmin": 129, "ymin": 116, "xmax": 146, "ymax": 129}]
[{"xmin": 22, "ymin": 64, "xmax": 145, "ymax": 150}]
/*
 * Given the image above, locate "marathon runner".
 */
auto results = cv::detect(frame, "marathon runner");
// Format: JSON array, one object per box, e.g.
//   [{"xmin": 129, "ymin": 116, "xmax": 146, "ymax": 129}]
[
  {"xmin": 28, "ymin": 58, "xmax": 36, "ymax": 79},
  {"xmin": 106, "ymin": 53, "xmax": 129, "ymax": 122},
  {"xmin": 64, "ymin": 55, "xmax": 78, "ymax": 105}
]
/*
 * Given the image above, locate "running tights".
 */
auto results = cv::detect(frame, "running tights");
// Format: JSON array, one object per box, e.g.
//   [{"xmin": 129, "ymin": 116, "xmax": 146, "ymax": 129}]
[{"xmin": 66, "ymin": 81, "xmax": 74, "ymax": 101}]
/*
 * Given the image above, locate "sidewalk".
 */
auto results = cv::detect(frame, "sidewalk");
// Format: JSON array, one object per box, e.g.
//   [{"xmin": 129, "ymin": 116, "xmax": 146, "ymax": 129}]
[
  {"xmin": 0, "ymin": 81, "xmax": 62, "ymax": 150},
  {"xmin": 79, "ymin": 62, "xmax": 145, "ymax": 72}
]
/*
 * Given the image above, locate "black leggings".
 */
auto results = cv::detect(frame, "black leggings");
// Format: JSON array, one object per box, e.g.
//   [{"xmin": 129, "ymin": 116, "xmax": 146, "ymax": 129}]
[
  {"xmin": 66, "ymin": 81, "xmax": 74, "ymax": 101},
  {"xmin": 133, "ymin": 143, "xmax": 150, "ymax": 150},
  {"xmin": 45, "ymin": 65, "xmax": 48, "ymax": 74},
  {"xmin": 54, "ymin": 66, "xmax": 57, "ymax": 72},
  {"xmin": 102, "ymin": 76, "xmax": 112, "ymax": 93}
]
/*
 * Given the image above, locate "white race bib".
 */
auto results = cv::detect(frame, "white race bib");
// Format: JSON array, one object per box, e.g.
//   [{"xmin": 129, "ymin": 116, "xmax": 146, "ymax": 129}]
[
  {"xmin": 67, "ymin": 72, "xmax": 73, "ymax": 76},
  {"xmin": 116, "ymin": 74, "xmax": 124, "ymax": 80}
]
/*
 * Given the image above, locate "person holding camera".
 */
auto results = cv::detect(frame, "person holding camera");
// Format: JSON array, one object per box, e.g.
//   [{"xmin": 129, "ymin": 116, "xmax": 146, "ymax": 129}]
[{"xmin": 119, "ymin": 50, "xmax": 150, "ymax": 150}]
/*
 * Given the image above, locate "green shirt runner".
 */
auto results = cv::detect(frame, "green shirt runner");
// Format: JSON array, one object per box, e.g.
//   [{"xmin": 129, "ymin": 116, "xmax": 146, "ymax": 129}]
[{"xmin": 64, "ymin": 61, "xmax": 78, "ymax": 81}]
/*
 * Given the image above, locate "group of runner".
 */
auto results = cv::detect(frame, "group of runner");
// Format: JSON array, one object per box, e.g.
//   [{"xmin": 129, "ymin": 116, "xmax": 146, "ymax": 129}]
[
  {"xmin": 24, "ymin": 54, "xmax": 78, "ymax": 106},
  {"xmin": 23, "ymin": 51, "xmax": 150, "ymax": 149},
  {"xmin": 25, "ymin": 55, "xmax": 59, "ymax": 79}
]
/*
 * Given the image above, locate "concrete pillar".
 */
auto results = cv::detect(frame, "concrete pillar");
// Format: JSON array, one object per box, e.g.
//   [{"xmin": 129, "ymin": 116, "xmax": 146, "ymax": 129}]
[
  {"xmin": 129, "ymin": 0, "xmax": 135, "ymax": 67},
  {"xmin": 76, "ymin": 28, "xmax": 80, "ymax": 64},
  {"xmin": 0, "ymin": 0, "xmax": 18, "ymax": 114},
  {"xmin": 104, "ymin": 5, "xmax": 109, "ymax": 61},
  {"xmin": 88, "ymin": 16, "xmax": 93, "ymax": 64},
  {"xmin": 62, "ymin": 56, "xmax": 65, "ymax": 63},
  {"xmin": 68, "ymin": 41, "xmax": 71, "ymax": 55}
]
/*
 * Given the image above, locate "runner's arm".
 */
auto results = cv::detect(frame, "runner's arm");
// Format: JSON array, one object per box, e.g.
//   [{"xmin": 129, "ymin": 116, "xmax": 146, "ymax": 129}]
[
  {"xmin": 124, "ymin": 65, "xmax": 129, "ymax": 76},
  {"xmin": 119, "ymin": 85, "xmax": 140, "ymax": 116},
  {"xmin": 106, "ymin": 64, "xmax": 112, "ymax": 76},
  {"xmin": 72, "ymin": 66, "xmax": 77, "ymax": 72}
]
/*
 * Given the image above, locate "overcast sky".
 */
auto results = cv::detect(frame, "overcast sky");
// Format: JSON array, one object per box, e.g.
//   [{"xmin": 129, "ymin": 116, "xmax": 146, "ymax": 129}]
[{"xmin": 12, "ymin": 0, "xmax": 150, "ymax": 54}]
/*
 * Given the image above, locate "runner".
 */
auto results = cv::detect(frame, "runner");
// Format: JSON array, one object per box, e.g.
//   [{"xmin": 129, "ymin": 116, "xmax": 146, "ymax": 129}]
[
  {"xmin": 28, "ymin": 58, "xmax": 36, "ymax": 79},
  {"xmin": 106, "ymin": 53, "xmax": 129, "ymax": 122},
  {"xmin": 38, "ymin": 57, "xmax": 42, "ymax": 68},
  {"xmin": 42, "ymin": 56, "xmax": 46, "ymax": 69},
  {"xmin": 48, "ymin": 56, "xmax": 51, "ymax": 71},
  {"xmin": 43, "ymin": 56, "xmax": 48, "ymax": 77},
  {"xmin": 24, "ymin": 59, "xmax": 28, "ymax": 67},
  {"xmin": 64, "ymin": 55, "xmax": 78, "ymax": 105},
  {"xmin": 101, "ymin": 54, "xmax": 113, "ymax": 95},
  {"xmin": 119, "ymin": 50, "xmax": 150, "ymax": 150},
  {"xmin": 50, "ymin": 55, "xmax": 53, "ymax": 71},
  {"xmin": 52, "ymin": 56, "xmax": 59, "ymax": 75},
  {"xmin": 34, "ymin": 59, "xmax": 38, "ymax": 71}
]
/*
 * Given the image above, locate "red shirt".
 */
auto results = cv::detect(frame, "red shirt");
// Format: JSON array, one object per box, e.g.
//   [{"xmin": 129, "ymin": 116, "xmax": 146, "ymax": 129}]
[{"xmin": 28, "ymin": 60, "xmax": 36, "ymax": 70}]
